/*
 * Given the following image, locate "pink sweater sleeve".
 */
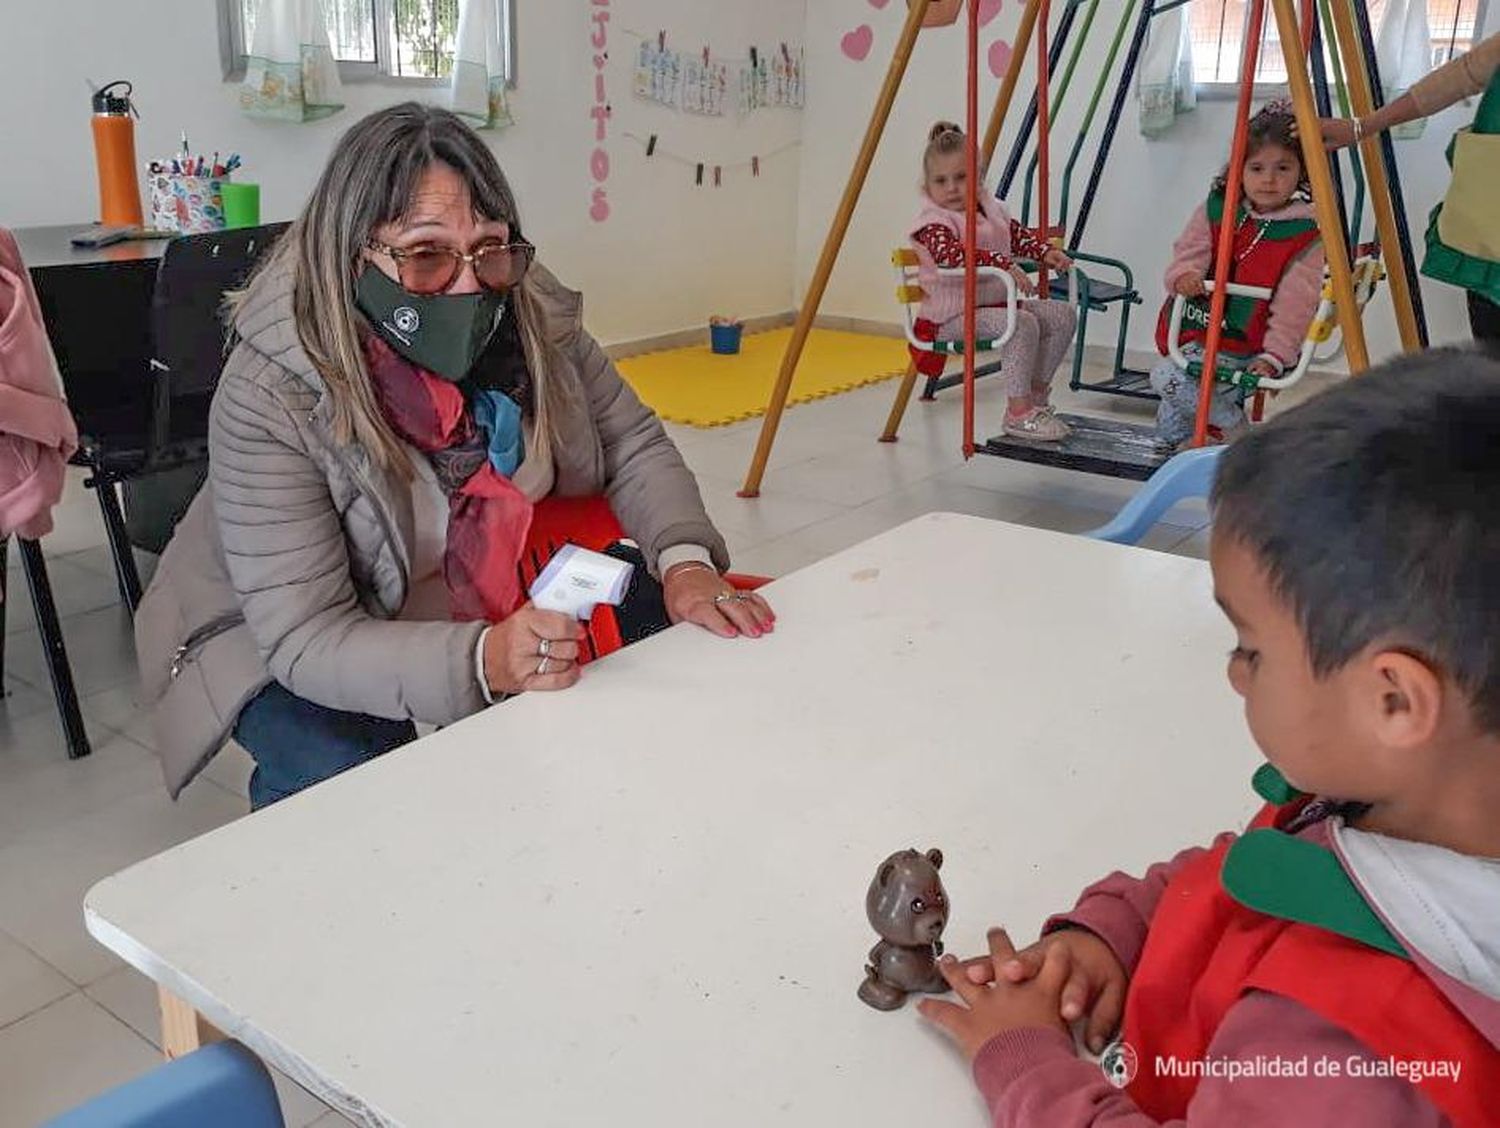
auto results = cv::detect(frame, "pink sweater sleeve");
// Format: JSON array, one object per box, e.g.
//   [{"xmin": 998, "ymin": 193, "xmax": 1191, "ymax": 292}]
[
  {"xmin": 971, "ymin": 991, "xmax": 1451, "ymax": 1127},
  {"xmin": 1259, "ymin": 240, "xmax": 1325, "ymax": 368},
  {"xmin": 1163, "ymin": 205, "xmax": 1213, "ymax": 294},
  {"xmin": 1043, "ymin": 836, "xmax": 1229, "ymax": 976}
]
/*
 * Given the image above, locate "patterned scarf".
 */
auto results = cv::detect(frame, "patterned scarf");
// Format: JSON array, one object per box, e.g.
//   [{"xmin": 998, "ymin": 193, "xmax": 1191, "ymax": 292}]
[{"xmin": 364, "ymin": 333, "xmax": 534, "ymax": 622}]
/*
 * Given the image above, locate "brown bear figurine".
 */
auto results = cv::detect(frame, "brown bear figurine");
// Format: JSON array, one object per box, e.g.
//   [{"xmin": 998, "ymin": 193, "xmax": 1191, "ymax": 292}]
[{"xmin": 858, "ymin": 847, "xmax": 949, "ymax": 1011}]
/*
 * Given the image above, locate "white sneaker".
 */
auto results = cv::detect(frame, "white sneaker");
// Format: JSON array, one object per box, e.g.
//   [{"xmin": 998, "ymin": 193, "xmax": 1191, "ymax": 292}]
[{"xmin": 1003, "ymin": 406, "xmax": 1071, "ymax": 442}]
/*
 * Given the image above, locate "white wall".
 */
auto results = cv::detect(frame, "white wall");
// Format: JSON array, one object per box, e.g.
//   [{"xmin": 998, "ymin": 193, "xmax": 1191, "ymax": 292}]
[
  {"xmin": 0, "ymin": 0, "xmax": 806, "ymax": 346},
  {"xmin": 796, "ymin": 1, "xmax": 1496, "ymax": 361}
]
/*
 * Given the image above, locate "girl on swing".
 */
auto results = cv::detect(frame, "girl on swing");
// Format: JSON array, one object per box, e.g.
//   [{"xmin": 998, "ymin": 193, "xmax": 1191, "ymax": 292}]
[
  {"xmin": 909, "ymin": 121, "xmax": 1078, "ymax": 442},
  {"xmin": 1150, "ymin": 102, "xmax": 1326, "ymax": 450}
]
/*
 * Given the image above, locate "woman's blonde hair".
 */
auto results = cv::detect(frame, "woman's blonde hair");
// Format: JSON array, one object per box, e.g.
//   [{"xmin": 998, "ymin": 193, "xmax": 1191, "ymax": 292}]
[
  {"xmin": 231, "ymin": 102, "xmax": 568, "ymax": 476},
  {"xmin": 923, "ymin": 120, "xmax": 966, "ymax": 177}
]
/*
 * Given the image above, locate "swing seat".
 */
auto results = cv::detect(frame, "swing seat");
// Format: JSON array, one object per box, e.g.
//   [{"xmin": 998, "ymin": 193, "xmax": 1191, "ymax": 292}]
[{"xmin": 892, "ymin": 247, "xmax": 1013, "ymax": 399}]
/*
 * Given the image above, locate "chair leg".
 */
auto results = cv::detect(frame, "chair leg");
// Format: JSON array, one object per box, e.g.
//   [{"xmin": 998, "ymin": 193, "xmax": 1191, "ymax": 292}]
[
  {"xmin": 18, "ymin": 539, "xmax": 91, "ymax": 759},
  {"xmin": 91, "ymin": 476, "xmax": 143, "ymax": 613}
]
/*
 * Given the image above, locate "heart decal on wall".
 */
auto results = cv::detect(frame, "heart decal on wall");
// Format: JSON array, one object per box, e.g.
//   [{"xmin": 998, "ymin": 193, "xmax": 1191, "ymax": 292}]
[
  {"xmin": 988, "ymin": 38, "xmax": 1013, "ymax": 78},
  {"xmin": 841, "ymin": 24, "xmax": 876, "ymax": 61}
]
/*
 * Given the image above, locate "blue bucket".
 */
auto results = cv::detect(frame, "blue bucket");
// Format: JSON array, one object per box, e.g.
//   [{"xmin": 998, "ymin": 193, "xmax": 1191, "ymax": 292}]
[{"xmin": 710, "ymin": 323, "xmax": 743, "ymax": 355}]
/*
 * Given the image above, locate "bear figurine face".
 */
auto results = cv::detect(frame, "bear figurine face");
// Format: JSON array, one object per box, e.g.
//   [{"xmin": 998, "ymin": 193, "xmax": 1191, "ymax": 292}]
[{"xmin": 865, "ymin": 848, "xmax": 948, "ymax": 947}]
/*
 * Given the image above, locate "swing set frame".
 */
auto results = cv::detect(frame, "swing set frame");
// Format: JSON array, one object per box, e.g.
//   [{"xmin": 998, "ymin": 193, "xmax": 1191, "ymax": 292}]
[{"xmin": 739, "ymin": 0, "xmax": 1426, "ymax": 496}]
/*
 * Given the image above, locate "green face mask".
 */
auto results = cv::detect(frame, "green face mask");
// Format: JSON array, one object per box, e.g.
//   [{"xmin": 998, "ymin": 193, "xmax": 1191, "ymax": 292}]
[{"xmin": 354, "ymin": 265, "xmax": 505, "ymax": 382}]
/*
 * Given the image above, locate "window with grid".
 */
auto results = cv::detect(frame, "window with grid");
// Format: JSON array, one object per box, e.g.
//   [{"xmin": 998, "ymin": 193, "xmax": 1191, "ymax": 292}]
[
  {"xmin": 221, "ymin": 0, "xmax": 513, "ymax": 83},
  {"xmin": 1189, "ymin": 0, "xmax": 1487, "ymax": 89}
]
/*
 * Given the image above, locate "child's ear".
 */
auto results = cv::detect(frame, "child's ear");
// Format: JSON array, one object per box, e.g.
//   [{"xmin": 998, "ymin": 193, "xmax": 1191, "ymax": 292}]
[{"xmin": 1366, "ymin": 648, "xmax": 1443, "ymax": 750}]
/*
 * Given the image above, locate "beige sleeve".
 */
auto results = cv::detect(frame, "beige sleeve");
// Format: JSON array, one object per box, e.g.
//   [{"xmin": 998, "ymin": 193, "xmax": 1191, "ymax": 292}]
[{"xmin": 1407, "ymin": 32, "xmax": 1500, "ymax": 117}]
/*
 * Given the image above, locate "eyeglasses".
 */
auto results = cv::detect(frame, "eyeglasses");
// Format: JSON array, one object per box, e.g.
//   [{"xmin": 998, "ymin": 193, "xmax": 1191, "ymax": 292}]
[{"xmin": 367, "ymin": 238, "xmax": 536, "ymax": 296}]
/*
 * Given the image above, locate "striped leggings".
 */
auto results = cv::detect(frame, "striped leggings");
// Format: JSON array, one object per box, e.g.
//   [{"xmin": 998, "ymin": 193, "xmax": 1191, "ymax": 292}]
[{"xmin": 937, "ymin": 299, "xmax": 1077, "ymax": 399}]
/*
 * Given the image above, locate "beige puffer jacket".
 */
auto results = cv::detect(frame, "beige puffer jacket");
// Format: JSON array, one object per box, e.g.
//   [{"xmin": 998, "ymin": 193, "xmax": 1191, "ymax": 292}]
[{"xmin": 135, "ymin": 260, "xmax": 727, "ymax": 797}]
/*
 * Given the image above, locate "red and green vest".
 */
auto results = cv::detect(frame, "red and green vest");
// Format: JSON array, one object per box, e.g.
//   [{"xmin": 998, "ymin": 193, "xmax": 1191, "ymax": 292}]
[
  {"xmin": 1154, "ymin": 191, "xmax": 1320, "ymax": 362},
  {"xmin": 1121, "ymin": 766, "xmax": 1497, "ymax": 1125}
]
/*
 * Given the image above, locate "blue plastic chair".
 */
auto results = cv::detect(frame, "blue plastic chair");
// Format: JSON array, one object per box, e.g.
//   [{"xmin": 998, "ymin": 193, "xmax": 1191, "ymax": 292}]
[
  {"xmin": 1086, "ymin": 445, "xmax": 1223, "ymax": 545},
  {"xmin": 43, "ymin": 1041, "xmax": 285, "ymax": 1128}
]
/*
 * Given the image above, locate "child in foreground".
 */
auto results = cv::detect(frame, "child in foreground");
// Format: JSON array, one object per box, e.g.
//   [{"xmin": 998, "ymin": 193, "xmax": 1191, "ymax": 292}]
[{"xmin": 921, "ymin": 349, "xmax": 1500, "ymax": 1125}]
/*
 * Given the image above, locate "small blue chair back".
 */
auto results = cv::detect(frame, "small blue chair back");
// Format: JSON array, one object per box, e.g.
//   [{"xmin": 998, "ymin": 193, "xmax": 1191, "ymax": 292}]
[
  {"xmin": 1087, "ymin": 445, "xmax": 1223, "ymax": 545},
  {"xmin": 43, "ymin": 1040, "xmax": 285, "ymax": 1128}
]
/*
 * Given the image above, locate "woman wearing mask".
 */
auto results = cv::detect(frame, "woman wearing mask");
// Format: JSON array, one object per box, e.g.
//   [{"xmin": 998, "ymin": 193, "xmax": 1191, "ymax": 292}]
[{"xmin": 135, "ymin": 104, "xmax": 773, "ymax": 808}]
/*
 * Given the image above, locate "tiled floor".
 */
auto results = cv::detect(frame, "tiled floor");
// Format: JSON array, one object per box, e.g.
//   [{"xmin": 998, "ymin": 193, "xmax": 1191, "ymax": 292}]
[{"xmin": 0, "ymin": 364, "xmax": 1243, "ymax": 1124}]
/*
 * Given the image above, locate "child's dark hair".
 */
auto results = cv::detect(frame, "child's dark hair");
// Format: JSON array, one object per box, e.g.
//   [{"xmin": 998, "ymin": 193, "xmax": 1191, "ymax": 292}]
[
  {"xmin": 1212, "ymin": 349, "xmax": 1500, "ymax": 732},
  {"xmin": 1211, "ymin": 101, "xmax": 1311, "ymax": 201},
  {"xmin": 924, "ymin": 120, "xmax": 966, "ymax": 175}
]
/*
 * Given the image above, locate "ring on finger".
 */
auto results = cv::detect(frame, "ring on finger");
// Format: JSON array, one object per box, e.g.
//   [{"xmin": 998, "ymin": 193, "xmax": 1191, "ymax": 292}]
[
  {"xmin": 538, "ymin": 638, "xmax": 552, "ymax": 659},
  {"xmin": 536, "ymin": 656, "xmax": 550, "ymax": 676}
]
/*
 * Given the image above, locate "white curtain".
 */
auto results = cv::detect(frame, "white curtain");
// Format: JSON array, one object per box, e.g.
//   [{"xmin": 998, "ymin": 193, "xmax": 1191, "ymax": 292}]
[
  {"xmin": 1139, "ymin": 6, "xmax": 1197, "ymax": 138},
  {"xmin": 451, "ymin": 0, "xmax": 514, "ymax": 129},
  {"xmin": 239, "ymin": 0, "xmax": 345, "ymax": 122},
  {"xmin": 1375, "ymin": 0, "xmax": 1433, "ymax": 139}
]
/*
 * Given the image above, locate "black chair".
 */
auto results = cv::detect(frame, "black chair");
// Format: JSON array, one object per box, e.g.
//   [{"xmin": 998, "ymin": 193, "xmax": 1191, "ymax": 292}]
[
  {"xmin": 1, "ymin": 536, "xmax": 89, "ymax": 758},
  {"xmin": 83, "ymin": 224, "xmax": 288, "ymax": 611}
]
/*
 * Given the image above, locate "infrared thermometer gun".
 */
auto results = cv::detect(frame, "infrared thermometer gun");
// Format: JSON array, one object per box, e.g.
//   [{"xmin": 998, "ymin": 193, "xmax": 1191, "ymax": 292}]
[{"xmin": 528, "ymin": 544, "xmax": 634, "ymax": 620}]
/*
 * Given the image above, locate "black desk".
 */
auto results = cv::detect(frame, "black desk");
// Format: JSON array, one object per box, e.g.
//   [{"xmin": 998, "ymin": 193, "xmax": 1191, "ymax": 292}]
[{"xmin": 16, "ymin": 226, "xmax": 172, "ymax": 448}]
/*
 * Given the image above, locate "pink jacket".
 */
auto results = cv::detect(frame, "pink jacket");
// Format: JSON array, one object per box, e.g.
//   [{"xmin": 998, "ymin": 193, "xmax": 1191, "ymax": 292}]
[
  {"xmin": 1163, "ymin": 199, "xmax": 1326, "ymax": 369},
  {"xmin": 968, "ymin": 814, "xmax": 1500, "ymax": 1125},
  {"xmin": 0, "ymin": 228, "xmax": 77, "ymax": 541},
  {"xmin": 909, "ymin": 194, "xmax": 1014, "ymax": 326}
]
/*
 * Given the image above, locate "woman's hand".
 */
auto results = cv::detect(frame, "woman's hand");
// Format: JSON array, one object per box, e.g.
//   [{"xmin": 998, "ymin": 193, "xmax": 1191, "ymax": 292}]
[
  {"xmin": 1042, "ymin": 246, "xmax": 1073, "ymax": 272},
  {"xmin": 1314, "ymin": 117, "xmax": 1358, "ymax": 150},
  {"xmin": 961, "ymin": 925, "xmax": 1128, "ymax": 1053},
  {"xmin": 663, "ymin": 562, "xmax": 776, "ymax": 639},
  {"xmin": 1008, "ymin": 264, "xmax": 1038, "ymax": 298},
  {"xmin": 482, "ymin": 604, "xmax": 585, "ymax": 696},
  {"xmin": 1173, "ymin": 271, "xmax": 1207, "ymax": 299},
  {"xmin": 918, "ymin": 928, "xmax": 1071, "ymax": 1062}
]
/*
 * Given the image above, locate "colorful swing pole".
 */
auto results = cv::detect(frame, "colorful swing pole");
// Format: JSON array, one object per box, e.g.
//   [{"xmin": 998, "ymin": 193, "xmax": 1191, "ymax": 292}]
[
  {"xmin": 1189, "ymin": 0, "xmax": 1265, "ymax": 449},
  {"xmin": 1068, "ymin": 0, "xmax": 1157, "ymax": 250},
  {"xmin": 1020, "ymin": 0, "xmax": 1099, "ymax": 226},
  {"xmin": 1322, "ymin": 0, "xmax": 1422, "ymax": 354},
  {"xmin": 1348, "ymin": 0, "xmax": 1429, "ymax": 348},
  {"xmin": 981, "ymin": 0, "xmax": 1044, "ymax": 179},
  {"xmin": 1309, "ymin": 0, "xmax": 1357, "ymax": 251},
  {"xmin": 1271, "ymin": 0, "xmax": 1369, "ymax": 369},
  {"xmin": 743, "ymin": 0, "xmax": 934, "ymax": 495},
  {"xmin": 886, "ymin": 0, "xmax": 1043, "ymax": 447},
  {"xmin": 1000, "ymin": 0, "xmax": 1084, "ymax": 203},
  {"xmin": 1058, "ymin": 0, "xmax": 1138, "ymax": 232},
  {"xmin": 1035, "ymin": 0, "xmax": 1053, "ymax": 292},
  {"xmin": 963, "ymin": 0, "xmax": 982, "ymax": 459}
]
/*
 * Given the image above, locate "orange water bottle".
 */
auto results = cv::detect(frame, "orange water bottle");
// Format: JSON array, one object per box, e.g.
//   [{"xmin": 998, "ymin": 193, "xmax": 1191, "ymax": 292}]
[{"xmin": 90, "ymin": 80, "xmax": 143, "ymax": 227}]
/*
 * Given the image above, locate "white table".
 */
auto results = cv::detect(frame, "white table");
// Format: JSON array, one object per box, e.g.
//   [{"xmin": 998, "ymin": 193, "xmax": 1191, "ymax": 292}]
[{"xmin": 86, "ymin": 514, "xmax": 1263, "ymax": 1127}]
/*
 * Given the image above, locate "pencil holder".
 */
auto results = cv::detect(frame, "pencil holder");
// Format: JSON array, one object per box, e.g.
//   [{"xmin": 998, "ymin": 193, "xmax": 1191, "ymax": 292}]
[{"xmin": 148, "ymin": 173, "xmax": 227, "ymax": 234}]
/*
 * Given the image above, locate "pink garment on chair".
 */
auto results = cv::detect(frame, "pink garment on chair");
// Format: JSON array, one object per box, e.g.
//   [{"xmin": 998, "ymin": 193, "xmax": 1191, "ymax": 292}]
[{"xmin": 0, "ymin": 227, "xmax": 78, "ymax": 541}]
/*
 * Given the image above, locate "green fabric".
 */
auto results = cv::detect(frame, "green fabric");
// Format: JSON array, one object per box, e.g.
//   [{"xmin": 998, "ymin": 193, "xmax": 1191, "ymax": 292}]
[
  {"xmin": 1421, "ymin": 69, "xmax": 1500, "ymax": 303},
  {"xmin": 1204, "ymin": 190, "xmax": 1319, "ymax": 242},
  {"xmin": 1222, "ymin": 829, "xmax": 1409, "ymax": 960},
  {"xmin": 1252, "ymin": 762, "xmax": 1307, "ymax": 805}
]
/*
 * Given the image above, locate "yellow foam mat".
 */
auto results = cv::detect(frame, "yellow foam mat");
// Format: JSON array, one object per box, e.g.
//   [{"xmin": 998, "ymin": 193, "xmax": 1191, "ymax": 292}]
[{"xmin": 616, "ymin": 327, "xmax": 910, "ymax": 428}]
